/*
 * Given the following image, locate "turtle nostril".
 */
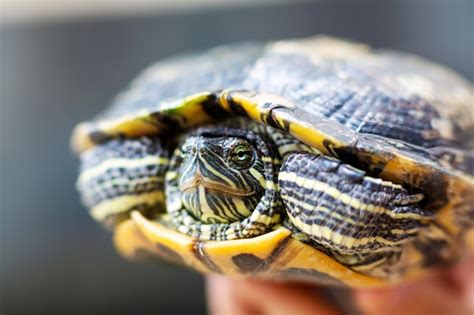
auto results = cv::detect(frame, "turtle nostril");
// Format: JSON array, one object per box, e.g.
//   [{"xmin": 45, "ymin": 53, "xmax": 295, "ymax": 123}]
[
  {"xmin": 199, "ymin": 148, "xmax": 205, "ymax": 154},
  {"xmin": 192, "ymin": 147, "xmax": 197, "ymax": 154}
]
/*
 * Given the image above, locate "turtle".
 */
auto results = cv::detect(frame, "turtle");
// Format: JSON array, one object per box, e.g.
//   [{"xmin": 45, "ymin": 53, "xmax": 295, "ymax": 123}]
[{"xmin": 72, "ymin": 36, "xmax": 474, "ymax": 287}]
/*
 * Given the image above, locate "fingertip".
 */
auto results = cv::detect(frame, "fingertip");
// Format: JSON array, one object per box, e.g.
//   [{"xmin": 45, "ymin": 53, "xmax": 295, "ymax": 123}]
[
  {"xmin": 206, "ymin": 276, "xmax": 343, "ymax": 315},
  {"xmin": 206, "ymin": 275, "xmax": 246, "ymax": 315},
  {"xmin": 448, "ymin": 255, "xmax": 474, "ymax": 311},
  {"xmin": 353, "ymin": 275, "xmax": 470, "ymax": 315}
]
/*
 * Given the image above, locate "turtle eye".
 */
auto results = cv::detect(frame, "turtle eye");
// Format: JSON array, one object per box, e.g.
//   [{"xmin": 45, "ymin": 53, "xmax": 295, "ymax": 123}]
[{"xmin": 229, "ymin": 143, "xmax": 254, "ymax": 169}]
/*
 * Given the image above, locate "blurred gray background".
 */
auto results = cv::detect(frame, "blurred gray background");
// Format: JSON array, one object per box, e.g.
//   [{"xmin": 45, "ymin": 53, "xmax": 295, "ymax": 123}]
[{"xmin": 1, "ymin": 1, "xmax": 473, "ymax": 314}]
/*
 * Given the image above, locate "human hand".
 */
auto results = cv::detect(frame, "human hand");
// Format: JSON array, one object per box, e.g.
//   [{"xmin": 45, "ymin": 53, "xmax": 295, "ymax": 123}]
[{"xmin": 207, "ymin": 256, "xmax": 473, "ymax": 315}]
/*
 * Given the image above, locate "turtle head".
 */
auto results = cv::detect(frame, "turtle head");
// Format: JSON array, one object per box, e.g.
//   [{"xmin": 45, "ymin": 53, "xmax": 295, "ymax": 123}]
[
  {"xmin": 164, "ymin": 124, "xmax": 282, "ymax": 240},
  {"xmin": 177, "ymin": 135, "xmax": 266, "ymax": 224}
]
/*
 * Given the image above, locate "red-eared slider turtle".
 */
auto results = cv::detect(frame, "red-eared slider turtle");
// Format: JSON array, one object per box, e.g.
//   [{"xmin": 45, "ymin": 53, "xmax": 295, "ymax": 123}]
[{"xmin": 72, "ymin": 36, "xmax": 473, "ymax": 287}]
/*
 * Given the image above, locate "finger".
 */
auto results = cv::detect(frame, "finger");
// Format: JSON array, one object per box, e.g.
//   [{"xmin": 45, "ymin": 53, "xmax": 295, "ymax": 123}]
[
  {"xmin": 206, "ymin": 275, "xmax": 343, "ymax": 315},
  {"xmin": 206, "ymin": 275, "xmax": 250, "ymax": 315},
  {"xmin": 353, "ymin": 273, "xmax": 471, "ymax": 315},
  {"xmin": 446, "ymin": 255, "xmax": 474, "ymax": 311}
]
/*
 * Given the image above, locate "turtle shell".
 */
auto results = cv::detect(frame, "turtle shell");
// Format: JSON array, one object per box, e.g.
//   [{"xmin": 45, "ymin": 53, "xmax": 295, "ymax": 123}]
[{"xmin": 72, "ymin": 36, "xmax": 474, "ymax": 287}]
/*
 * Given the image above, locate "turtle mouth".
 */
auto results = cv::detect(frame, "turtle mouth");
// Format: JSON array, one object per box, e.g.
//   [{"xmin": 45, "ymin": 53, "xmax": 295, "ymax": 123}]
[{"xmin": 180, "ymin": 177, "xmax": 255, "ymax": 197}]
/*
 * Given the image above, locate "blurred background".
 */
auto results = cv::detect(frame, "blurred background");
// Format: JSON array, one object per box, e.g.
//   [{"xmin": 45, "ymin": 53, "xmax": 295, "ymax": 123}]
[{"xmin": 1, "ymin": 1, "xmax": 473, "ymax": 314}]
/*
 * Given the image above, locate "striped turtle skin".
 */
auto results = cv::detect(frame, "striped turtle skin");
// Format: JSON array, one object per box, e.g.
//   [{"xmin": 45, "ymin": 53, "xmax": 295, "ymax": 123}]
[{"xmin": 72, "ymin": 36, "xmax": 473, "ymax": 287}]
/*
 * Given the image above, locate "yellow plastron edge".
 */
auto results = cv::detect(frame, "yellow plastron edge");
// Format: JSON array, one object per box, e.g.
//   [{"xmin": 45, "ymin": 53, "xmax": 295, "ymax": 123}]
[{"xmin": 114, "ymin": 211, "xmax": 391, "ymax": 288}]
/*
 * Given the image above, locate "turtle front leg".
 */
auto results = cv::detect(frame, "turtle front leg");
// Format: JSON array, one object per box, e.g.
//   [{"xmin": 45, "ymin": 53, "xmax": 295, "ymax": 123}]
[
  {"xmin": 76, "ymin": 137, "xmax": 169, "ymax": 228},
  {"xmin": 278, "ymin": 153, "xmax": 430, "ymax": 256}
]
